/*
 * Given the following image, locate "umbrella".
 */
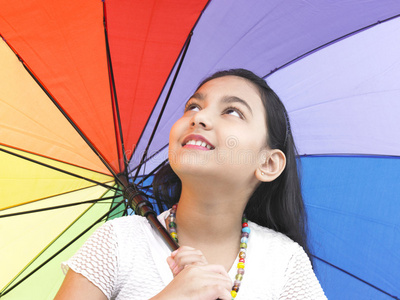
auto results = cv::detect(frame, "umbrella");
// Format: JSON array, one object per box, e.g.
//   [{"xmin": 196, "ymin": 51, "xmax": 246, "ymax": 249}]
[{"xmin": 1, "ymin": 0, "xmax": 399, "ymax": 299}]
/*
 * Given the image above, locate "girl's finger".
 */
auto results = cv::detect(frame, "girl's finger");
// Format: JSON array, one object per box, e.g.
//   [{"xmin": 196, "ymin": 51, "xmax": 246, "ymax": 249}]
[
  {"xmin": 170, "ymin": 245, "xmax": 196, "ymax": 258},
  {"xmin": 168, "ymin": 246, "xmax": 208, "ymax": 276}
]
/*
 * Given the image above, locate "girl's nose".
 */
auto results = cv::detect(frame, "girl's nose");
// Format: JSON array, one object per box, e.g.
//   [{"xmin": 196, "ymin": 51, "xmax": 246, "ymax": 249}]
[{"xmin": 190, "ymin": 109, "xmax": 213, "ymax": 130}]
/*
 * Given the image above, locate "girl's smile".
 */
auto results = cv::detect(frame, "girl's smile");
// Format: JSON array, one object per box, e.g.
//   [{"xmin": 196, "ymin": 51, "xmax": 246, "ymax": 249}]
[{"xmin": 182, "ymin": 134, "xmax": 215, "ymax": 150}]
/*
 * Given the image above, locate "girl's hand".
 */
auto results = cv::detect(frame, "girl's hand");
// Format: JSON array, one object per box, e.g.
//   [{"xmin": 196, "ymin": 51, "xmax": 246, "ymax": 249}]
[
  {"xmin": 152, "ymin": 264, "xmax": 232, "ymax": 300},
  {"xmin": 167, "ymin": 246, "xmax": 208, "ymax": 277}
]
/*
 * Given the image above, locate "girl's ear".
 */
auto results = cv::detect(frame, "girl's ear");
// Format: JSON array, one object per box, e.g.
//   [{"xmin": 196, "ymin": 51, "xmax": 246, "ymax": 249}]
[{"xmin": 256, "ymin": 149, "xmax": 286, "ymax": 182}]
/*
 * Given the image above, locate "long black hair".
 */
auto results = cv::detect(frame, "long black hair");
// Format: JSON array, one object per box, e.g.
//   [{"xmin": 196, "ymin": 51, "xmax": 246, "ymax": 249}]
[{"xmin": 152, "ymin": 69, "xmax": 311, "ymax": 260}]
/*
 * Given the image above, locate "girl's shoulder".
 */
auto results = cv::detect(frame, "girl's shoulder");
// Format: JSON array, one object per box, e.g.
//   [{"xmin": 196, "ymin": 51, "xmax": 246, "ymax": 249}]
[
  {"xmin": 248, "ymin": 221, "xmax": 304, "ymax": 256},
  {"xmin": 248, "ymin": 220, "xmax": 294, "ymax": 242},
  {"xmin": 104, "ymin": 214, "xmax": 152, "ymax": 238}
]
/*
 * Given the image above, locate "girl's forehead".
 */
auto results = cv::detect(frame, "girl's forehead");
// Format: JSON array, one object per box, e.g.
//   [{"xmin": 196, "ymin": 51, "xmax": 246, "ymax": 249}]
[
  {"xmin": 199, "ymin": 75, "xmax": 256, "ymax": 89},
  {"xmin": 196, "ymin": 76, "xmax": 261, "ymax": 100}
]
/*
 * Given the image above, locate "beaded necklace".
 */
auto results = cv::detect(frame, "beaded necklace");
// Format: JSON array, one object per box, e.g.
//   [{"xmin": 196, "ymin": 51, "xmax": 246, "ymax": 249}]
[{"xmin": 167, "ymin": 204, "xmax": 250, "ymax": 299}]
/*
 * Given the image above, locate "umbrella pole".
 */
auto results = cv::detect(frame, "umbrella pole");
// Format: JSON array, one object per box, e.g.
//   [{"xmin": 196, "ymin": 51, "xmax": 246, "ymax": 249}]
[{"xmin": 123, "ymin": 183, "xmax": 179, "ymax": 251}]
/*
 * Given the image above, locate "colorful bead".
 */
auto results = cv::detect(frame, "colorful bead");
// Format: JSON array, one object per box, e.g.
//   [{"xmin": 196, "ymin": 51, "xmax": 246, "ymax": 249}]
[
  {"xmin": 239, "ymin": 258, "xmax": 245, "ymax": 263},
  {"xmin": 169, "ymin": 222, "xmax": 176, "ymax": 228},
  {"xmin": 239, "ymin": 242, "xmax": 247, "ymax": 249},
  {"xmin": 242, "ymin": 227, "xmax": 250, "ymax": 234},
  {"xmin": 237, "ymin": 268, "xmax": 245, "ymax": 275},
  {"xmin": 239, "ymin": 251, "xmax": 246, "ymax": 259},
  {"xmin": 242, "ymin": 222, "xmax": 248, "ymax": 227},
  {"xmin": 241, "ymin": 232, "xmax": 249, "ymax": 238},
  {"xmin": 237, "ymin": 262, "xmax": 245, "ymax": 269},
  {"xmin": 234, "ymin": 280, "xmax": 241, "ymax": 286},
  {"xmin": 241, "ymin": 237, "xmax": 248, "ymax": 243},
  {"xmin": 235, "ymin": 273, "xmax": 243, "ymax": 281},
  {"xmin": 231, "ymin": 290, "xmax": 237, "ymax": 298}
]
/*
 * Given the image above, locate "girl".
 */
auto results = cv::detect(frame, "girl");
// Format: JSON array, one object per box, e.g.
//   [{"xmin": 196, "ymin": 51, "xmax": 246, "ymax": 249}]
[{"xmin": 55, "ymin": 69, "xmax": 326, "ymax": 299}]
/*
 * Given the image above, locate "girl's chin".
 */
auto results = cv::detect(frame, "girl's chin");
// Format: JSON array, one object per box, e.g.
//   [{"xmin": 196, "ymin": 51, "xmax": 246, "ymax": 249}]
[
  {"xmin": 169, "ymin": 153, "xmax": 213, "ymax": 169},
  {"xmin": 172, "ymin": 164, "xmax": 243, "ymax": 180},
  {"xmin": 170, "ymin": 162, "xmax": 221, "ymax": 179},
  {"xmin": 171, "ymin": 163, "xmax": 212, "ymax": 175}
]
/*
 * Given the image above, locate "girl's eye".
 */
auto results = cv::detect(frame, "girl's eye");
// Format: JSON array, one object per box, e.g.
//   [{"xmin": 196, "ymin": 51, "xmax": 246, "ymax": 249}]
[
  {"xmin": 184, "ymin": 103, "xmax": 201, "ymax": 112},
  {"xmin": 224, "ymin": 107, "xmax": 244, "ymax": 119}
]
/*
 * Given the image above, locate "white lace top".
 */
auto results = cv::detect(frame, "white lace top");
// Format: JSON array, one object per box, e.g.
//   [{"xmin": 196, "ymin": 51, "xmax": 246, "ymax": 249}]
[{"xmin": 63, "ymin": 211, "xmax": 326, "ymax": 299}]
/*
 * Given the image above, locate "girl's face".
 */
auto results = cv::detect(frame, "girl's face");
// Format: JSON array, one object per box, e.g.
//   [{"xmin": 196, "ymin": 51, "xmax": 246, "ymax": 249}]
[{"xmin": 169, "ymin": 75, "xmax": 269, "ymax": 186}]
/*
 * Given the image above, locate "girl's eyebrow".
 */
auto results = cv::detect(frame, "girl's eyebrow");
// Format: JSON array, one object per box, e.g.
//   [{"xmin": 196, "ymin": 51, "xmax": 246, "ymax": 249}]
[
  {"xmin": 221, "ymin": 95, "xmax": 253, "ymax": 115},
  {"xmin": 184, "ymin": 92, "xmax": 203, "ymax": 107},
  {"xmin": 185, "ymin": 93, "xmax": 253, "ymax": 115}
]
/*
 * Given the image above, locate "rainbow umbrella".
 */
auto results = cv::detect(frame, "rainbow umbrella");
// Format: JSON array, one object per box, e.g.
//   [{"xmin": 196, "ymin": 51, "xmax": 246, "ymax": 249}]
[{"xmin": 0, "ymin": 1, "xmax": 399, "ymax": 299}]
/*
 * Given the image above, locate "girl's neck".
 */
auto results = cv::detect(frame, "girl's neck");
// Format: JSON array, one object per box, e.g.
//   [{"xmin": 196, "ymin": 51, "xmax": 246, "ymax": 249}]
[{"xmin": 174, "ymin": 183, "xmax": 247, "ymax": 247}]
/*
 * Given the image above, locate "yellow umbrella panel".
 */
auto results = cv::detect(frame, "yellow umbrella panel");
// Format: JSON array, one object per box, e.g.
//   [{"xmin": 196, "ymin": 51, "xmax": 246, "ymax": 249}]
[
  {"xmin": 0, "ymin": 188, "xmax": 124, "ymax": 299},
  {"xmin": 0, "ymin": 146, "xmax": 124, "ymax": 298}
]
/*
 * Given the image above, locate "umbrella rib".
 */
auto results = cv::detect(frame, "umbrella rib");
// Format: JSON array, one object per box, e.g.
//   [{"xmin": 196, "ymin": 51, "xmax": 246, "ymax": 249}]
[
  {"xmin": 135, "ymin": 158, "xmax": 168, "ymax": 186},
  {"xmin": 0, "ymin": 195, "xmax": 119, "ymax": 218},
  {"xmin": 0, "ymin": 199, "xmax": 127, "ymax": 298},
  {"xmin": 138, "ymin": 184, "xmax": 153, "ymax": 190},
  {"xmin": 133, "ymin": 32, "xmax": 193, "ymax": 182},
  {"xmin": 11, "ymin": 49, "xmax": 123, "ymax": 186},
  {"xmin": 129, "ymin": 143, "xmax": 169, "ymax": 176},
  {"xmin": 312, "ymin": 255, "xmax": 399, "ymax": 299},
  {"xmin": 0, "ymin": 183, "xmax": 121, "ymax": 215},
  {"xmin": 102, "ymin": 2, "xmax": 129, "ymax": 177},
  {"xmin": 0, "ymin": 147, "xmax": 119, "ymax": 191},
  {"xmin": 263, "ymin": 13, "xmax": 400, "ymax": 79}
]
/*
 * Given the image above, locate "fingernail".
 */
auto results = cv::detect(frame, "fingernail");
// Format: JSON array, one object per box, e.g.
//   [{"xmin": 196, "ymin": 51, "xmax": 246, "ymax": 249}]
[
  {"xmin": 173, "ymin": 265, "xmax": 180, "ymax": 275},
  {"xmin": 166, "ymin": 257, "xmax": 175, "ymax": 268}
]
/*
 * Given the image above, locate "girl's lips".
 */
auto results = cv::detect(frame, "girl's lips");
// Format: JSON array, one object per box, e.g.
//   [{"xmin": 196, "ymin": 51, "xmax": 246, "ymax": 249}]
[{"xmin": 182, "ymin": 134, "xmax": 215, "ymax": 150}]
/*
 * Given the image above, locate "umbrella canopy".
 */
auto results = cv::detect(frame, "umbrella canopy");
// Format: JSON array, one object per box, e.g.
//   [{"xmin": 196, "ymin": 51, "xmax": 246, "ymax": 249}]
[{"xmin": 1, "ymin": 0, "xmax": 399, "ymax": 299}]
